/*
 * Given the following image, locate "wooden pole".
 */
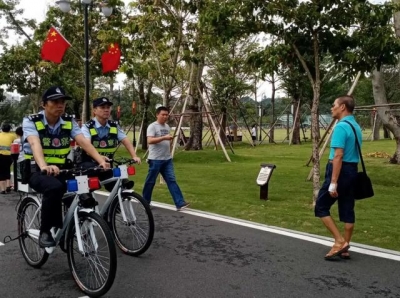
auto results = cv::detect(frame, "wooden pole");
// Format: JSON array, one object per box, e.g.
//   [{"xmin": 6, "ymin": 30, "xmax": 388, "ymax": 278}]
[
  {"xmin": 171, "ymin": 95, "xmax": 189, "ymax": 158},
  {"xmin": 199, "ymin": 87, "xmax": 231, "ymax": 162}
]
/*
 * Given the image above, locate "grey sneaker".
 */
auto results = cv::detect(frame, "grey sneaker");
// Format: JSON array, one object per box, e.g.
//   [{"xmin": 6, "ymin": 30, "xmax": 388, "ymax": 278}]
[{"xmin": 177, "ymin": 202, "xmax": 190, "ymax": 211}]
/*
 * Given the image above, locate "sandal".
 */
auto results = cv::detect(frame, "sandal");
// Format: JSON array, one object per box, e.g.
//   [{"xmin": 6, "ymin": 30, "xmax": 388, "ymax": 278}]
[
  {"xmin": 0, "ymin": 191, "xmax": 6, "ymax": 195},
  {"xmin": 324, "ymin": 242, "xmax": 350, "ymax": 260},
  {"xmin": 340, "ymin": 249, "xmax": 351, "ymax": 259},
  {"xmin": 6, "ymin": 186, "xmax": 12, "ymax": 193}
]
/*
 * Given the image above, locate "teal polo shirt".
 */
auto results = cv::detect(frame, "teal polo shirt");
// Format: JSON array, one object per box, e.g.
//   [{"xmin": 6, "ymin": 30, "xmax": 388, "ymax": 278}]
[{"xmin": 328, "ymin": 115, "xmax": 362, "ymax": 163}]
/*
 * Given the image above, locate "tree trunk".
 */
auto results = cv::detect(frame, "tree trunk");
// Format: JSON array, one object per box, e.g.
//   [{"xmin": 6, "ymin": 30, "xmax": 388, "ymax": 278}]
[
  {"xmin": 311, "ymin": 82, "xmax": 322, "ymax": 202},
  {"xmin": 371, "ymin": 68, "xmax": 400, "ymax": 163},
  {"xmin": 185, "ymin": 58, "xmax": 204, "ymax": 150},
  {"xmin": 32, "ymin": 93, "xmax": 41, "ymax": 114},
  {"xmin": 269, "ymin": 80, "xmax": 276, "ymax": 143},
  {"xmin": 291, "ymin": 97, "xmax": 301, "ymax": 144},
  {"xmin": 139, "ymin": 81, "xmax": 152, "ymax": 150},
  {"xmin": 373, "ymin": 112, "xmax": 381, "ymax": 141}
]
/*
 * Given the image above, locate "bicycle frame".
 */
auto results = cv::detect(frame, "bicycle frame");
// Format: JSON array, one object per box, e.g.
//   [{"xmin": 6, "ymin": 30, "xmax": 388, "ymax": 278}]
[
  {"xmin": 98, "ymin": 175, "xmax": 136, "ymax": 224},
  {"xmin": 20, "ymin": 191, "xmax": 98, "ymax": 255}
]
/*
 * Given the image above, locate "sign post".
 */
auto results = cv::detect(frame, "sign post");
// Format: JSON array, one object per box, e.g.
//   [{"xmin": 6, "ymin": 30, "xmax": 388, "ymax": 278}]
[{"xmin": 256, "ymin": 163, "xmax": 276, "ymax": 200}]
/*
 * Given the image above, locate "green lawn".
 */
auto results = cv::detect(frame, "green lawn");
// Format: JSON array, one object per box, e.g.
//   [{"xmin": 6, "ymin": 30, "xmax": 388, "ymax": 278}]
[{"xmin": 120, "ymin": 131, "xmax": 400, "ymax": 251}]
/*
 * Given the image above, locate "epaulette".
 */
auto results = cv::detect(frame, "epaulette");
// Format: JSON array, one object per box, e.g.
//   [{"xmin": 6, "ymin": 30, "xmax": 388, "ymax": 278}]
[
  {"xmin": 108, "ymin": 120, "xmax": 118, "ymax": 126},
  {"xmin": 86, "ymin": 119, "xmax": 95, "ymax": 128},
  {"xmin": 61, "ymin": 113, "xmax": 73, "ymax": 121},
  {"xmin": 28, "ymin": 113, "xmax": 43, "ymax": 121}
]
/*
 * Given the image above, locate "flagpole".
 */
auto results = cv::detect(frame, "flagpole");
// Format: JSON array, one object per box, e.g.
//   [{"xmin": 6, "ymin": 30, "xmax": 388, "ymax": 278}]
[{"xmin": 83, "ymin": 3, "xmax": 90, "ymax": 122}]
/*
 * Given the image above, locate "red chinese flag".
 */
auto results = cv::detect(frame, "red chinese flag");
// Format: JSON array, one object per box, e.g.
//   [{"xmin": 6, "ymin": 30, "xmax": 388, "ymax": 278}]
[
  {"xmin": 41, "ymin": 26, "xmax": 71, "ymax": 63},
  {"xmin": 101, "ymin": 43, "xmax": 121, "ymax": 73},
  {"xmin": 117, "ymin": 105, "xmax": 121, "ymax": 119},
  {"xmin": 132, "ymin": 101, "xmax": 137, "ymax": 115}
]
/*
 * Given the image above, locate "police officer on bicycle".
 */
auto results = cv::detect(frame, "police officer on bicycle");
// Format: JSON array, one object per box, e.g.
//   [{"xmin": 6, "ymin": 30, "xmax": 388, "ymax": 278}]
[
  {"xmin": 23, "ymin": 86, "xmax": 110, "ymax": 248},
  {"xmin": 80, "ymin": 96, "xmax": 141, "ymax": 172}
]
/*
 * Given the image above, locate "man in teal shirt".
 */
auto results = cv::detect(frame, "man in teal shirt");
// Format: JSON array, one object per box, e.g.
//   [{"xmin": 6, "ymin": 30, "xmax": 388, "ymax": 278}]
[{"xmin": 315, "ymin": 95, "xmax": 362, "ymax": 260}]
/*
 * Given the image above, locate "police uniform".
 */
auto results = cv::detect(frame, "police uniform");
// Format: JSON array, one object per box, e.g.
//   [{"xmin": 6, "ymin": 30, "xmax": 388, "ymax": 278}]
[
  {"xmin": 22, "ymin": 86, "xmax": 81, "ymax": 236},
  {"xmin": 80, "ymin": 97, "xmax": 128, "ymax": 190},
  {"xmin": 81, "ymin": 118, "xmax": 121, "ymax": 162},
  {"xmin": 80, "ymin": 97, "xmax": 128, "ymax": 162}
]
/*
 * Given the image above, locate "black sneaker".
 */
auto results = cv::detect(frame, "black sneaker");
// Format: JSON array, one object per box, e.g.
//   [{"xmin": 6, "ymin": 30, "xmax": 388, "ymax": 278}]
[
  {"xmin": 177, "ymin": 202, "xmax": 190, "ymax": 211},
  {"xmin": 39, "ymin": 232, "xmax": 56, "ymax": 248}
]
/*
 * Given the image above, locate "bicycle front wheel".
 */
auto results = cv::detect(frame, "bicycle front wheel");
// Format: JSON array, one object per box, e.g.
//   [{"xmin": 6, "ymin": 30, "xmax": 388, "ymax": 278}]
[
  {"xmin": 67, "ymin": 211, "xmax": 117, "ymax": 297},
  {"xmin": 110, "ymin": 192, "xmax": 154, "ymax": 256},
  {"xmin": 17, "ymin": 197, "xmax": 49, "ymax": 268}
]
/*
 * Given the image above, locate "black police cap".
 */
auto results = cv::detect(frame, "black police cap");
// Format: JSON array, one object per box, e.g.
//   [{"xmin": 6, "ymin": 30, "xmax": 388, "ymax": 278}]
[
  {"xmin": 93, "ymin": 97, "xmax": 114, "ymax": 108},
  {"xmin": 42, "ymin": 86, "xmax": 72, "ymax": 101}
]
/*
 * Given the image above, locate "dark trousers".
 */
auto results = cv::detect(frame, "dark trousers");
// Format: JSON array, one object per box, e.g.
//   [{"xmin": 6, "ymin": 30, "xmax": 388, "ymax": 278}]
[
  {"xmin": 29, "ymin": 172, "xmax": 66, "ymax": 233},
  {"xmin": 0, "ymin": 154, "xmax": 13, "ymax": 180},
  {"xmin": 314, "ymin": 162, "xmax": 358, "ymax": 223}
]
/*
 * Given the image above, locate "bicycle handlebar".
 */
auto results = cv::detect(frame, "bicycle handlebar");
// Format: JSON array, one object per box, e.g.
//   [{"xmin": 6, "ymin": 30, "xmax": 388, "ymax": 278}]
[
  {"xmin": 109, "ymin": 158, "xmax": 137, "ymax": 166},
  {"xmin": 40, "ymin": 166, "xmax": 107, "ymax": 176}
]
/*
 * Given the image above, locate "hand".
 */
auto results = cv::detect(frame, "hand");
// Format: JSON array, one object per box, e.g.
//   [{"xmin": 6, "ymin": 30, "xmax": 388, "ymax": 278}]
[
  {"xmin": 99, "ymin": 160, "xmax": 110, "ymax": 169},
  {"xmin": 163, "ymin": 135, "xmax": 173, "ymax": 141},
  {"xmin": 41, "ymin": 165, "xmax": 60, "ymax": 176},
  {"xmin": 328, "ymin": 183, "xmax": 338, "ymax": 198},
  {"xmin": 132, "ymin": 156, "xmax": 141, "ymax": 165},
  {"xmin": 102, "ymin": 155, "xmax": 110, "ymax": 161}
]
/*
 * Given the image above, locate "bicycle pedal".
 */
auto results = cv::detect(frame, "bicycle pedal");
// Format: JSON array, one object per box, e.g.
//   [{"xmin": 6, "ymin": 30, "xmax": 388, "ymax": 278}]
[{"xmin": 45, "ymin": 246, "xmax": 56, "ymax": 254}]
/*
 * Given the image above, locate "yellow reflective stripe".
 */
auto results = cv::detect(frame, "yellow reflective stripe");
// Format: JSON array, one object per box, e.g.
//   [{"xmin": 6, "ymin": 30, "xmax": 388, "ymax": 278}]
[
  {"xmin": 42, "ymin": 148, "xmax": 70, "ymax": 155},
  {"xmin": 109, "ymin": 127, "xmax": 117, "ymax": 134},
  {"xmin": 62, "ymin": 121, "xmax": 72, "ymax": 130},
  {"xmin": 45, "ymin": 157, "xmax": 66, "ymax": 164},
  {"xmin": 24, "ymin": 155, "xmax": 67, "ymax": 164},
  {"xmin": 34, "ymin": 121, "xmax": 45, "ymax": 131},
  {"xmin": 97, "ymin": 148, "xmax": 115, "ymax": 153},
  {"xmin": 90, "ymin": 128, "xmax": 97, "ymax": 136}
]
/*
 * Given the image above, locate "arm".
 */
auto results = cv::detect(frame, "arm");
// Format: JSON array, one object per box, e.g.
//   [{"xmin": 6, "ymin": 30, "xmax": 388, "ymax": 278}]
[
  {"xmin": 147, "ymin": 134, "xmax": 173, "ymax": 145},
  {"xmin": 329, "ymin": 148, "xmax": 343, "ymax": 197},
  {"xmin": 121, "ymin": 138, "xmax": 141, "ymax": 164},
  {"xmin": 74, "ymin": 134, "xmax": 110, "ymax": 168}
]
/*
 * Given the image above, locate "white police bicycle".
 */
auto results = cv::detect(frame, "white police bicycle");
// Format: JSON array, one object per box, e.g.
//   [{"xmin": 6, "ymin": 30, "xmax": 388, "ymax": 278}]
[
  {"xmin": 15, "ymin": 166, "xmax": 117, "ymax": 297},
  {"xmin": 98, "ymin": 157, "xmax": 154, "ymax": 256}
]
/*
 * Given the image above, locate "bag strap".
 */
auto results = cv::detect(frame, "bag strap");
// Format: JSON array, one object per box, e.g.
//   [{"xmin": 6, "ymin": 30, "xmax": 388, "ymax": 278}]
[{"xmin": 343, "ymin": 120, "xmax": 366, "ymax": 174}]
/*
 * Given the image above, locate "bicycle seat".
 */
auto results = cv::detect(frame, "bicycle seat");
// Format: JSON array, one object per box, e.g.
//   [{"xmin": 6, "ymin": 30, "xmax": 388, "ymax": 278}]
[{"xmin": 122, "ymin": 179, "xmax": 134, "ymax": 189}]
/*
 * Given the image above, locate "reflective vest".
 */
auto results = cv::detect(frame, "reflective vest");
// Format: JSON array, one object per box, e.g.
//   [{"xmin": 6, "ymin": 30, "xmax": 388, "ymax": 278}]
[
  {"xmin": 82, "ymin": 120, "xmax": 119, "ymax": 161},
  {"xmin": 24, "ymin": 114, "xmax": 72, "ymax": 165}
]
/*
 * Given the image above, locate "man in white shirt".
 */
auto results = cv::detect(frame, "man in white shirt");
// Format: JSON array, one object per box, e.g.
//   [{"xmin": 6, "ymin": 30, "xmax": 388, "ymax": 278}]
[{"xmin": 142, "ymin": 106, "xmax": 189, "ymax": 211}]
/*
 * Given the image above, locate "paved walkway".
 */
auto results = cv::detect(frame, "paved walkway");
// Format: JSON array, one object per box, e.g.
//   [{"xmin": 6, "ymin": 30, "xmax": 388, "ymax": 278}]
[{"xmin": 0, "ymin": 191, "xmax": 399, "ymax": 297}]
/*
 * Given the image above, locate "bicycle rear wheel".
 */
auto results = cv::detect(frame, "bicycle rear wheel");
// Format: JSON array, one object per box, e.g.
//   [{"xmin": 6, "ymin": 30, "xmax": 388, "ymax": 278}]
[
  {"xmin": 67, "ymin": 211, "xmax": 117, "ymax": 297},
  {"xmin": 17, "ymin": 197, "xmax": 49, "ymax": 268},
  {"xmin": 110, "ymin": 192, "xmax": 154, "ymax": 256}
]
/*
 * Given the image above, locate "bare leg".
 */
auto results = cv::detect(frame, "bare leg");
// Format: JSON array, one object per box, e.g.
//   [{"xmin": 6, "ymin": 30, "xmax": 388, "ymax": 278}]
[
  {"xmin": 344, "ymin": 223, "xmax": 354, "ymax": 244},
  {"xmin": 320, "ymin": 216, "xmax": 345, "ymax": 245},
  {"xmin": 0, "ymin": 180, "xmax": 6, "ymax": 192}
]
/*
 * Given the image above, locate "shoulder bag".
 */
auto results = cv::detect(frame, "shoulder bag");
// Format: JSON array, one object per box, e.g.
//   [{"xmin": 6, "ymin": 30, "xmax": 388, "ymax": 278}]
[{"xmin": 343, "ymin": 120, "xmax": 374, "ymax": 200}]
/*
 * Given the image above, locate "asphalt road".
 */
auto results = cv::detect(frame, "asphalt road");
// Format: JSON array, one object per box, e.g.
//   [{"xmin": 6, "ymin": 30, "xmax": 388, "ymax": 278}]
[{"xmin": 1, "ymin": 191, "xmax": 400, "ymax": 298}]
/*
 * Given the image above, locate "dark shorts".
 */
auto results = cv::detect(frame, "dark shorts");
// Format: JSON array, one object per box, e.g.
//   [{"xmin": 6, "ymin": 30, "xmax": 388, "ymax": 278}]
[
  {"xmin": 251, "ymin": 136, "xmax": 256, "ymax": 141},
  {"xmin": 0, "ymin": 154, "xmax": 13, "ymax": 180},
  {"xmin": 314, "ymin": 162, "xmax": 358, "ymax": 223}
]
